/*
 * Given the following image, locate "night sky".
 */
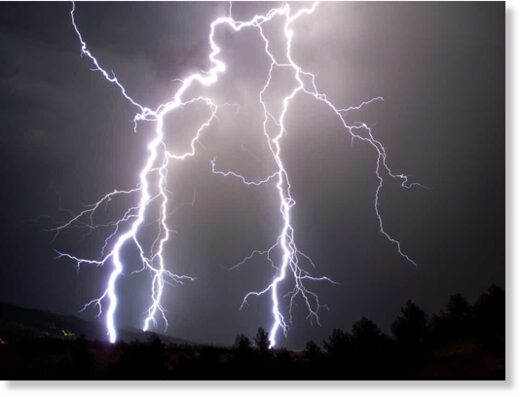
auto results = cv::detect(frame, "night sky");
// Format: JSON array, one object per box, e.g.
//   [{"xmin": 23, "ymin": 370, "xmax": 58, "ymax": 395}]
[{"xmin": 0, "ymin": 2, "xmax": 504, "ymax": 349}]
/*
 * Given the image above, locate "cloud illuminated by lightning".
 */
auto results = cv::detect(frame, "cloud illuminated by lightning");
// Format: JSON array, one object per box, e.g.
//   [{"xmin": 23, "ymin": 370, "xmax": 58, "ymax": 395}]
[{"xmin": 54, "ymin": 1, "xmax": 422, "ymax": 347}]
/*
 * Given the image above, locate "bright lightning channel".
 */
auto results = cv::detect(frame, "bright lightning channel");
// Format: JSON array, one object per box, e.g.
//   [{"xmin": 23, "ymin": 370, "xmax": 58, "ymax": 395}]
[
  {"xmin": 211, "ymin": 2, "xmax": 423, "ymax": 348},
  {"xmin": 54, "ymin": 2, "xmax": 422, "ymax": 348}
]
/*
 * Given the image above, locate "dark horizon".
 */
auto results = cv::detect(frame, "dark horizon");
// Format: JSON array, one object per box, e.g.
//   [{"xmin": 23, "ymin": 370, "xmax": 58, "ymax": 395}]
[
  {"xmin": 0, "ymin": 283, "xmax": 505, "ymax": 380},
  {"xmin": 0, "ymin": 1, "xmax": 505, "ymax": 350},
  {"xmin": 0, "ymin": 281, "xmax": 505, "ymax": 347},
  {"xmin": 0, "ymin": 278, "xmax": 502, "ymax": 351}
]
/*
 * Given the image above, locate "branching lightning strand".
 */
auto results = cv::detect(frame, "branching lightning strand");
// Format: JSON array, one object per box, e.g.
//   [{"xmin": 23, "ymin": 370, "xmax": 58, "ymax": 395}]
[
  {"xmin": 211, "ymin": 2, "xmax": 422, "ymax": 347},
  {"xmin": 55, "ymin": 2, "xmax": 421, "ymax": 348}
]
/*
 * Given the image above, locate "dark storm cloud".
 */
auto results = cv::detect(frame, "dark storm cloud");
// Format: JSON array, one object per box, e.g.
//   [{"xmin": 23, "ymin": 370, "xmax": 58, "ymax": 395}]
[{"xmin": 0, "ymin": 2, "xmax": 504, "ymax": 348}]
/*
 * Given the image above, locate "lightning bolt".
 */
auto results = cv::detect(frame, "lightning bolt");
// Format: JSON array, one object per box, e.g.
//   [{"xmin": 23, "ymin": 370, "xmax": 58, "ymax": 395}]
[
  {"xmin": 55, "ymin": 2, "xmax": 422, "ymax": 347},
  {"xmin": 212, "ymin": 2, "xmax": 423, "ymax": 348}
]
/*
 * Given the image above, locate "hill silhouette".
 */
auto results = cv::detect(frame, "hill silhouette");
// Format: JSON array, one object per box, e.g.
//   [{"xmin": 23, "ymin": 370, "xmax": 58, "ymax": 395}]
[
  {"xmin": 0, "ymin": 301, "xmax": 192, "ymax": 345},
  {"xmin": 0, "ymin": 285, "xmax": 505, "ymax": 380}
]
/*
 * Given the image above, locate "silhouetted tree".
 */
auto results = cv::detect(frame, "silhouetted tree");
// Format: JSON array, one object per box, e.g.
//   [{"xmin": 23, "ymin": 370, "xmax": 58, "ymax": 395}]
[
  {"xmin": 323, "ymin": 328, "xmax": 351, "ymax": 357},
  {"xmin": 254, "ymin": 327, "xmax": 270, "ymax": 354},
  {"xmin": 473, "ymin": 285, "xmax": 505, "ymax": 347},
  {"xmin": 234, "ymin": 333, "xmax": 253, "ymax": 352},
  {"xmin": 323, "ymin": 328, "xmax": 351, "ymax": 377},
  {"xmin": 391, "ymin": 300, "xmax": 428, "ymax": 357},
  {"xmin": 430, "ymin": 293, "xmax": 472, "ymax": 345},
  {"xmin": 304, "ymin": 340, "xmax": 323, "ymax": 362},
  {"xmin": 352, "ymin": 317, "xmax": 386, "ymax": 349},
  {"xmin": 252, "ymin": 328, "xmax": 271, "ymax": 374},
  {"xmin": 351, "ymin": 317, "xmax": 392, "ymax": 378},
  {"xmin": 231, "ymin": 333, "xmax": 254, "ymax": 377},
  {"xmin": 447, "ymin": 293, "xmax": 471, "ymax": 318},
  {"xmin": 304, "ymin": 340, "xmax": 324, "ymax": 374}
]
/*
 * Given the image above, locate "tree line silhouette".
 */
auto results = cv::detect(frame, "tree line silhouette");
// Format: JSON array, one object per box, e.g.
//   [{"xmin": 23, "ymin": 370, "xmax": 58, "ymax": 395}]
[{"xmin": 0, "ymin": 285, "xmax": 504, "ymax": 380}]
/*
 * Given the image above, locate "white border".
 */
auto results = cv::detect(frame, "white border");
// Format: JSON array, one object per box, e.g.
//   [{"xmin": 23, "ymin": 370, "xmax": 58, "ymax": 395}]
[{"xmin": 0, "ymin": 0, "xmax": 513, "ymax": 395}]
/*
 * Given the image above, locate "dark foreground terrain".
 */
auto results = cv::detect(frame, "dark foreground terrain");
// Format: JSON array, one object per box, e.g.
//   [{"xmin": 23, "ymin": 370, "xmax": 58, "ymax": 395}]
[{"xmin": 0, "ymin": 285, "xmax": 504, "ymax": 380}]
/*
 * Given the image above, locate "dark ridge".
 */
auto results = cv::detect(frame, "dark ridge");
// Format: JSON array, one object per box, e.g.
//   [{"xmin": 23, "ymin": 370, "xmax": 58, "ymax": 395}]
[
  {"xmin": 0, "ymin": 285, "xmax": 505, "ymax": 380},
  {"xmin": 0, "ymin": 301, "xmax": 193, "ymax": 346}
]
